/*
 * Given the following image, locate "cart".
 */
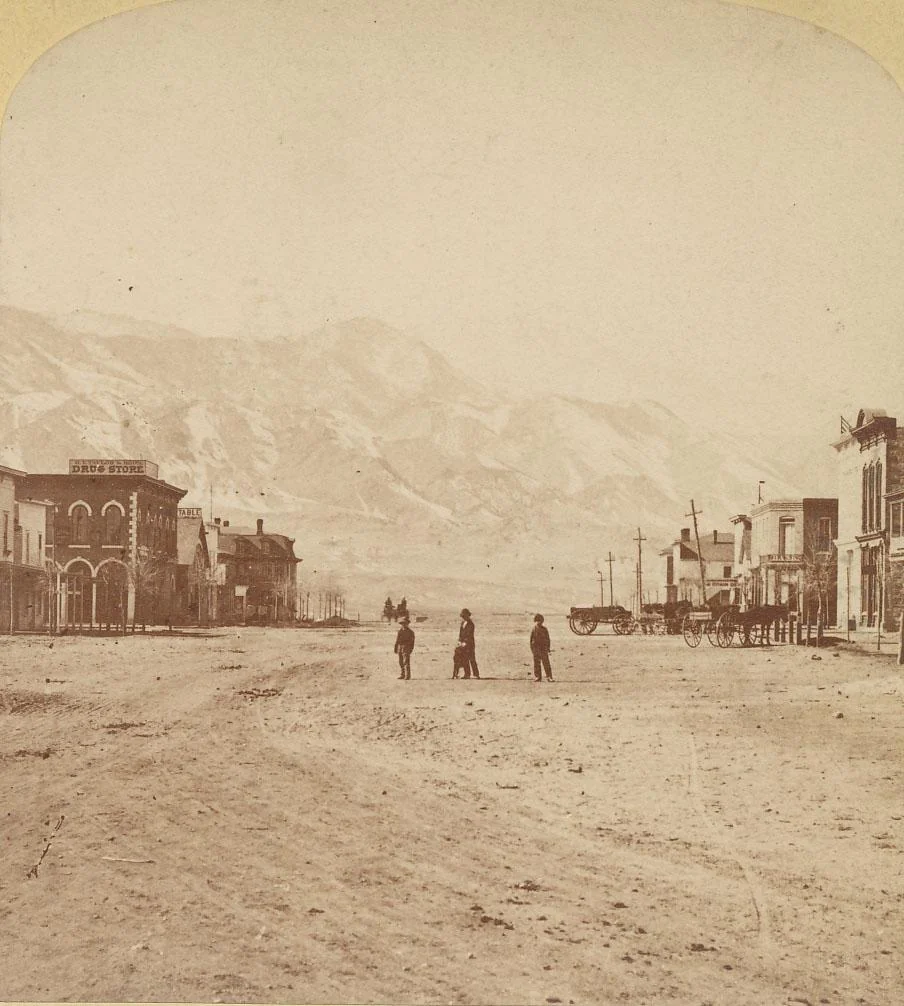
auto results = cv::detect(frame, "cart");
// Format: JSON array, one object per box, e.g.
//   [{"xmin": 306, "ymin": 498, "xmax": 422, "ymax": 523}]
[
  {"xmin": 568, "ymin": 605, "xmax": 635, "ymax": 635},
  {"xmin": 681, "ymin": 606, "xmax": 730, "ymax": 648}
]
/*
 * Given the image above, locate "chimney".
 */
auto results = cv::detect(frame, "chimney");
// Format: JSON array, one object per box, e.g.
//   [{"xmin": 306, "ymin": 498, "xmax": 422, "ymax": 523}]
[
  {"xmin": 214, "ymin": 517, "xmax": 221, "ymax": 526},
  {"xmin": 713, "ymin": 530, "xmax": 718, "ymax": 544},
  {"xmin": 256, "ymin": 518, "xmax": 264, "ymax": 535},
  {"xmin": 680, "ymin": 528, "xmax": 690, "ymax": 542},
  {"xmin": 223, "ymin": 520, "xmax": 230, "ymax": 528}
]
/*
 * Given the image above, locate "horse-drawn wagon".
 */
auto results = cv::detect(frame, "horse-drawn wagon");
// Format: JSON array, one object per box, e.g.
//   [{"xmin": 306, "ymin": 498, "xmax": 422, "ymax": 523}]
[{"xmin": 681, "ymin": 603, "xmax": 789, "ymax": 648}]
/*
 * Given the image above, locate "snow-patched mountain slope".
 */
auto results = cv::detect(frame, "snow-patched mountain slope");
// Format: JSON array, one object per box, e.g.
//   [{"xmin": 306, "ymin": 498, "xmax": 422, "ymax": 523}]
[{"xmin": 0, "ymin": 305, "xmax": 800, "ymax": 595}]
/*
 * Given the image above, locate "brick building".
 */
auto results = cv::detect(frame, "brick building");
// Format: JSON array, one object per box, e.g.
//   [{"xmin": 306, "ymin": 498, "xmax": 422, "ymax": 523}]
[
  {"xmin": 833, "ymin": 409, "xmax": 904, "ymax": 631},
  {"xmin": 23, "ymin": 459, "xmax": 186, "ymax": 629}
]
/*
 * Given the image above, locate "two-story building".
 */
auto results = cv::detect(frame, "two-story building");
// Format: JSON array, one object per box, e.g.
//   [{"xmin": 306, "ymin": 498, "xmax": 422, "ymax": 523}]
[
  {"xmin": 661, "ymin": 528, "xmax": 735, "ymax": 607},
  {"xmin": 746, "ymin": 498, "xmax": 838, "ymax": 624},
  {"xmin": 833, "ymin": 409, "xmax": 904, "ymax": 631},
  {"xmin": 175, "ymin": 507, "xmax": 214, "ymax": 625},
  {"xmin": 24, "ymin": 459, "xmax": 186, "ymax": 629},
  {"xmin": 729, "ymin": 513, "xmax": 753, "ymax": 606},
  {"xmin": 214, "ymin": 517, "xmax": 300, "ymax": 624},
  {"xmin": 0, "ymin": 463, "xmax": 54, "ymax": 633},
  {"xmin": 0, "ymin": 464, "xmax": 18, "ymax": 632}
]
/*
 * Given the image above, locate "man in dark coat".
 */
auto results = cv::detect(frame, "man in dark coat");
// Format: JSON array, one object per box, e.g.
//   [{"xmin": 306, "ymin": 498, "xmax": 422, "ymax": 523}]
[
  {"xmin": 394, "ymin": 616, "xmax": 415, "ymax": 680},
  {"xmin": 458, "ymin": 608, "xmax": 480, "ymax": 679},
  {"xmin": 530, "ymin": 613, "xmax": 554, "ymax": 682}
]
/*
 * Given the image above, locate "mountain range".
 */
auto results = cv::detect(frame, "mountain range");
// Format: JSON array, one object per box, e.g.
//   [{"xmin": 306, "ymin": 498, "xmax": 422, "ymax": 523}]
[{"xmin": 0, "ymin": 305, "xmax": 804, "ymax": 612}]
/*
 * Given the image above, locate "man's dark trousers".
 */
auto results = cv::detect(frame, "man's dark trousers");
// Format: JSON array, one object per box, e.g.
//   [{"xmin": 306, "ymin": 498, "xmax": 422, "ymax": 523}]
[{"xmin": 533, "ymin": 651, "xmax": 552, "ymax": 681}]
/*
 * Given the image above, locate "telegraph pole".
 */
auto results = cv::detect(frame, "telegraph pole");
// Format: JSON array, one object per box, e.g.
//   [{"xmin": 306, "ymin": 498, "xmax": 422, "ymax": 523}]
[
  {"xmin": 686, "ymin": 500, "xmax": 707, "ymax": 606},
  {"xmin": 633, "ymin": 528, "xmax": 646, "ymax": 617},
  {"xmin": 606, "ymin": 551, "xmax": 615, "ymax": 606}
]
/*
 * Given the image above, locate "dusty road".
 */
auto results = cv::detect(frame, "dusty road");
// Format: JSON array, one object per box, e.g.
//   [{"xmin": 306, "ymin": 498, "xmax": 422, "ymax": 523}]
[{"xmin": 1, "ymin": 616, "xmax": 902, "ymax": 1005}]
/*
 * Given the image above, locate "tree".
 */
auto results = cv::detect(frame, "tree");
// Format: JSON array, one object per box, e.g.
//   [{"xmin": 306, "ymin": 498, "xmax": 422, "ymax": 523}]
[
  {"xmin": 396, "ymin": 596, "xmax": 408, "ymax": 619},
  {"xmin": 801, "ymin": 548, "xmax": 834, "ymax": 647},
  {"xmin": 383, "ymin": 596, "xmax": 395, "ymax": 622},
  {"xmin": 128, "ymin": 554, "xmax": 173, "ymax": 630}
]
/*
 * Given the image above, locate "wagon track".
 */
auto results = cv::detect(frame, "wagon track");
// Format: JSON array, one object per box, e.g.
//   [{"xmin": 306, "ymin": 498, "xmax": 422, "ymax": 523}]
[{"xmin": 687, "ymin": 733, "xmax": 773, "ymax": 954}]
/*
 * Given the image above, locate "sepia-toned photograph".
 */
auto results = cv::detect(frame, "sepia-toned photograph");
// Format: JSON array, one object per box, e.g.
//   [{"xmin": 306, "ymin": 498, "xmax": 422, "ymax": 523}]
[{"xmin": 0, "ymin": 0, "xmax": 902, "ymax": 1002}]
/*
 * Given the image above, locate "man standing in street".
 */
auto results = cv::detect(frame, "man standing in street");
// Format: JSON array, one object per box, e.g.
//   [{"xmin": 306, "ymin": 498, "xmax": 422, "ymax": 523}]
[
  {"xmin": 394, "ymin": 615, "xmax": 415, "ymax": 680},
  {"xmin": 530, "ymin": 613, "xmax": 554, "ymax": 682},
  {"xmin": 459, "ymin": 608, "xmax": 480, "ymax": 679}
]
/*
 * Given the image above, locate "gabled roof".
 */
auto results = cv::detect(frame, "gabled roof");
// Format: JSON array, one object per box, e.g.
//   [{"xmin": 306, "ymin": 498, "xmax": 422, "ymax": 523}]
[
  {"xmin": 671, "ymin": 533, "xmax": 734, "ymax": 563},
  {"xmin": 218, "ymin": 529, "xmax": 299, "ymax": 562}
]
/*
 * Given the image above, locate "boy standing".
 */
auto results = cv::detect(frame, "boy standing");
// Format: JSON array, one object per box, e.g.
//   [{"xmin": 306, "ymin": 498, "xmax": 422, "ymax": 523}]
[
  {"xmin": 530, "ymin": 613, "xmax": 554, "ymax": 682},
  {"xmin": 394, "ymin": 616, "xmax": 415, "ymax": 680}
]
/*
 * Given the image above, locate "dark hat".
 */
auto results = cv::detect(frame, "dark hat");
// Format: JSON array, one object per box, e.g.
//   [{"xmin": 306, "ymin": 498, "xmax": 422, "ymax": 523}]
[
  {"xmin": 399, "ymin": 615, "xmax": 410, "ymax": 624},
  {"xmin": 534, "ymin": 613, "xmax": 544, "ymax": 623},
  {"xmin": 460, "ymin": 608, "xmax": 471, "ymax": 618}
]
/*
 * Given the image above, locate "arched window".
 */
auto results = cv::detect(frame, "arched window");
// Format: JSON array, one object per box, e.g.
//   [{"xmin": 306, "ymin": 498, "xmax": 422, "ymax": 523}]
[
  {"xmin": 105, "ymin": 506, "xmax": 123, "ymax": 545},
  {"xmin": 71, "ymin": 504, "xmax": 89, "ymax": 544},
  {"xmin": 862, "ymin": 466, "xmax": 869, "ymax": 532},
  {"xmin": 875, "ymin": 461, "xmax": 883, "ymax": 530}
]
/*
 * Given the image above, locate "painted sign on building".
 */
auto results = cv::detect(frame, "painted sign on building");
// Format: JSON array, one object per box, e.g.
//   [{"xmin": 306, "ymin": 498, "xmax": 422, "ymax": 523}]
[
  {"xmin": 178, "ymin": 507, "xmax": 204, "ymax": 518},
  {"xmin": 68, "ymin": 459, "xmax": 160, "ymax": 477}
]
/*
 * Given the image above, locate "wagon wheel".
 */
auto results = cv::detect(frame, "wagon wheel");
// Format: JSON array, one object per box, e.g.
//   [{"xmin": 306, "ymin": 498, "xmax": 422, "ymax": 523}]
[
  {"xmin": 716, "ymin": 612, "xmax": 735, "ymax": 648},
  {"xmin": 740, "ymin": 622, "xmax": 761, "ymax": 647},
  {"xmin": 705, "ymin": 617, "xmax": 722, "ymax": 647},
  {"xmin": 613, "ymin": 613, "xmax": 634, "ymax": 635},
  {"xmin": 569, "ymin": 613, "xmax": 598, "ymax": 635},
  {"xmin": 682, "ymin": 614, "xmax": 702, "ymax": 647}
]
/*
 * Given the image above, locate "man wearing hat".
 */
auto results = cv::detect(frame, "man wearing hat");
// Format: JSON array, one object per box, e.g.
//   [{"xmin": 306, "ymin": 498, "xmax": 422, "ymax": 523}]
[
  {"xmin": 530, "ymin": 613, "xmax": 554, "ymax": 682},
  {"xmin": 394, "ymin": 615, "xmax": 415, "ymax": 680},
  {"xmin": 458, "ymin": 608, "xmax": 480, "ymax": 679}
]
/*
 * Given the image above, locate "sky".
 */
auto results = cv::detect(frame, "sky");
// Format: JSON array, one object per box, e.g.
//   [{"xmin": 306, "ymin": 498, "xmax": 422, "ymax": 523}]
[{"xmin": 1, "ymin": 0, "xmax": 902, "ymax": 451}]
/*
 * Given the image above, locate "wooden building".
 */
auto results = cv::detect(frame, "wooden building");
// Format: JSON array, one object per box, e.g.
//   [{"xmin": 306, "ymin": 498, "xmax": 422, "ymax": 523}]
[
  {"xmin": 661, "ymin": 528, "xmax": 735, "ymax": 607},
  {"xmin": 1, "ymin": 464, "xmax": 53, "ymax": 632},
  {"xmin": 213, "ymin": 517, "xmax": 300, "ymax": 624},
  {"xmin": 174, "ymin": 507, "xmax": 213, "ymax": 625}
]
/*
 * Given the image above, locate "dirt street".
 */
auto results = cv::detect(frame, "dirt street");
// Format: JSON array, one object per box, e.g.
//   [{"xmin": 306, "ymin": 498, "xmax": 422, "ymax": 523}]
[{"xmin": 1, "ymin": 616, "xmax": 902, "ymax": 1005}]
